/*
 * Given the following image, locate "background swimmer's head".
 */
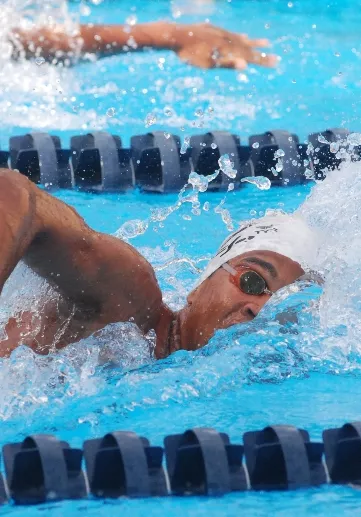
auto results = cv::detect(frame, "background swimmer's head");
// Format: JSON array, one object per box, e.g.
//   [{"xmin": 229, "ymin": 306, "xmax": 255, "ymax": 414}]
[{"xmin": 178, "ymin": 212, "xmax": 319, "ymax": 350}]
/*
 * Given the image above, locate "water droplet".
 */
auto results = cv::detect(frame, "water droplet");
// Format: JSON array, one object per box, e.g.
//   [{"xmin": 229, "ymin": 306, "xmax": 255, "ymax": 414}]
[
  {"xmin": 125, "ymin": 14, "xmax": 137, "ymax": 26},
  {"xmin": 188, "ymin": 171, "xmax": 210, "ymax": 192},
  {"xmin": 35, "ymin": 57, "xmax": 45, "ymax": 66},
  {"xmin": 330, "ymin": 142, "xmax": 339, "ymax": 154},
  {"xmin": 241, "ymin": 176, "xmax": 271, "ymax": 190},
  {"xmin": 127, "ymin": 36, "xmax": 137, "ymax": 49},
  {"xmin": 157, "ymin": 57, "xmax": 165, "ymax": 69},
  {"xmin": 145, "ymin": 113, "xmax": 157, "ymax": 128},
  {"xmin": 317, "ymin": 134, "xmax": 329, "ymax": 144},
  {"xmin": 274, "ymin": 149, "xmax": 285, "ymax": 158},
  {"xmin": 237, "ymin": 73, "xmax": 249, "ymax": 83},
  {"xmin": 80, "ymin": 3, "xmax": 91, "ymax": 15},
  {"xmin": 275, "ymin": 160, "xmax": 283, "ymax": 172},
  {"xmin": 347, "ymin": 133, "xmax": 361, "ymax": 146},
  {"xmin": 163, "ymin": 106, "xmax": 174, "ymax": 117},
  {"xmin": 252, "ymin": 142, "xmax": 260, "ymax": 149},
  {"xmin": 218, "ymin": 154, "xmax": 237, "ymax": 179},
  {"xmin": 116, "ymin": 219, "xmax": 148, "ymax": 240},
  {"xmin": 106, "ymin": 107, "xmax": 115, "ymax": 117},
  {"xmin": 180, "ymin": 136, "xmax": 190, "ymax": 155}
]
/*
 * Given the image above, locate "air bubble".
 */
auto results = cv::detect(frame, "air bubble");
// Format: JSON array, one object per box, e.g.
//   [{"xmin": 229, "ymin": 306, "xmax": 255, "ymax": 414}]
[
  {"xmin": 35, "ymin": 57, "xmax": 45, "ymax": 66},
  {"xmin": 252, "ymin": 142, "xmax": 260, "ymax": 149},
  {"xmin": 106, "ymin": 107, "xmax": 115, "ymax": 117},
  {"xmin": 211, "ymin": 143, "xmax": 217, "ymax": 149}
]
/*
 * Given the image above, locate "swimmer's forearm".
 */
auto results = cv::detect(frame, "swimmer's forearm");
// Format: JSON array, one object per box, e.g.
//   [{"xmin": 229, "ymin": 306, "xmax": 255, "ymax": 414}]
[
  {"xmin": 10, "ymin": 22, "xmax": 181, "ymax": 61},
  {"xmin": 78, "ymin": 22, "xmax": 180, "ymax": 55}
]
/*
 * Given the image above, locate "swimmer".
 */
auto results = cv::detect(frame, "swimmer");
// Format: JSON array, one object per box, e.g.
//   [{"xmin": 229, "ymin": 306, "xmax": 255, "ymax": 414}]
[
  {"xmin": 10, "ymin": 21, "xmax": 277, "ymax": 69},
  {"xmin": 0, "ymin": 169, "xmax": 320, "ymax": 358}
]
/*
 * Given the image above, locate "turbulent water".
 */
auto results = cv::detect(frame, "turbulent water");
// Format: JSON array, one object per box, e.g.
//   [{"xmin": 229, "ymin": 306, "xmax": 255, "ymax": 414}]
[
  {"xmin": 1, "ymin": 0, "xmax": 361, "ymax": 435},
  {"xmin": 0, "ymin": 155, "xmax": 361, "ymax": 427}
]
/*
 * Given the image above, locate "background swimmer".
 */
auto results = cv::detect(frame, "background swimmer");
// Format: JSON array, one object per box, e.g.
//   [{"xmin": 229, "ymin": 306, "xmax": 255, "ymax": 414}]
[{"xmin": 0, "ymin": 168, "xmax": 318, "ymax": 358}]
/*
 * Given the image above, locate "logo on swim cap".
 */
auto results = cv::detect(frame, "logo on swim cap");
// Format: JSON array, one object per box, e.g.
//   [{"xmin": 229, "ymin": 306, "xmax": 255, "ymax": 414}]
[
  {"xmin": 217, "ymin": 224, "xmax": 278, "ymax": 259},
  {"xmin": 196, "ymin": 212, "xmax": 319, "ymax": 287}
]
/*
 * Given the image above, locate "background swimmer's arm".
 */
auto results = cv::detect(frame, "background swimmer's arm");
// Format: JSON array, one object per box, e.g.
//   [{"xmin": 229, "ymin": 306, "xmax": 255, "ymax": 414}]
[
  {"xmin": 0, "ymin": 169, "xmax": 164, "ymax": 335},
  {"xmin": 11, "ymin": 22, "xmax": 277, "ymax": 69}
]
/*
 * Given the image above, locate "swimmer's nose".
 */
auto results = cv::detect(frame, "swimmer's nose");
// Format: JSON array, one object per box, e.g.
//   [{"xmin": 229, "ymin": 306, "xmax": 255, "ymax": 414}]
[{"xmin": 243, "ymin": 298, "xmax": 268, "ymax": 320}]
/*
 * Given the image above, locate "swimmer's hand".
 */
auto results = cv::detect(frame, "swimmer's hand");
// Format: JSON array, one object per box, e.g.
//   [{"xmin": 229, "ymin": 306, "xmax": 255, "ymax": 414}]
[
  {"xmin": 172, "ymin": 23, "xmax": 278, "ymax": 70},
  {"xmin": 10, "ymin": 22, "xmax": 277, "ymax": 70}
]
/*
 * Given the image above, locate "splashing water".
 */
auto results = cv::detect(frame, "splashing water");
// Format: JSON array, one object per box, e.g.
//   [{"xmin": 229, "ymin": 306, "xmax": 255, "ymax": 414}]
[
  {"xmin": 241, "ymin": 176, "xmax": 272, "ymax": 190},
  {"xmin": 218, "ymin": 154, "xmax": 237, "ymax": 179}
]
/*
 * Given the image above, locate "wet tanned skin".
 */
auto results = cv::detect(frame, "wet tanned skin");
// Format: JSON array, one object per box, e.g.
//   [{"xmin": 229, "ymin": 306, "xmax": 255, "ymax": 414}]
[
  {"xmin": 177, "ymin": 251, "xmax": 304, "ymax": 351},
  {"xmin": 0, "ymin": 169, "xmax": 303, "ymax": 359}
]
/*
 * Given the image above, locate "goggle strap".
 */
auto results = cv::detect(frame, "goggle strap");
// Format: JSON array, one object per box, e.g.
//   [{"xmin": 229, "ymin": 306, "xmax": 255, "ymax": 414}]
[{"xmin": 221, "ymin": 263, "xmax": 238, "ymax": 275}]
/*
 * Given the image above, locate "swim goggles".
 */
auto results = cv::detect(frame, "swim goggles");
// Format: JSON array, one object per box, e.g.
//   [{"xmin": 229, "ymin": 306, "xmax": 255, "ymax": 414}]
[{"xmin": 221, "ymin": 263, "xmax": 324, "ymax": 297}]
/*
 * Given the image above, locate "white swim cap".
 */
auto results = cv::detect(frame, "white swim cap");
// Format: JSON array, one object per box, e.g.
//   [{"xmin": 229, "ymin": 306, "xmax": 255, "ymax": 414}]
[{"xmin": 197, "ymin": 211, "xmax": 319, "ymax": 286}]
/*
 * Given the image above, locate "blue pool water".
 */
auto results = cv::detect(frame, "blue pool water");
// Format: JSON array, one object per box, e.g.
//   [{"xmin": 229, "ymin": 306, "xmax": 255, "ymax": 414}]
[{"xmin": 2, "ymin": 0, "xmax": 361, "ymax": 515}]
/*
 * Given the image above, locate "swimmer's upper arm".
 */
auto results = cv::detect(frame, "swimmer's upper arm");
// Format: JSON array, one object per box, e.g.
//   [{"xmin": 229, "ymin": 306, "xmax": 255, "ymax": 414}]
[{"xmin": 0, "ymin": 169, "xmax": 163, "ymax": 333}]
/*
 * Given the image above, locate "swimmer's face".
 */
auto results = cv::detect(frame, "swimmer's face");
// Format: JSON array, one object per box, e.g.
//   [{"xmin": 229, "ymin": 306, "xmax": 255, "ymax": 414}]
[{"xmin": 178, "ymin": 250, "xmax": 304, "ymax": 351}]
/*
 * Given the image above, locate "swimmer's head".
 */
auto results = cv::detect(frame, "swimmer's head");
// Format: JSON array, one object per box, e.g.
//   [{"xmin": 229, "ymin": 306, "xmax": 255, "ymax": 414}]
[{"xmin": 178, "ymin": 212, "xmax": 319, "ymax": 350}]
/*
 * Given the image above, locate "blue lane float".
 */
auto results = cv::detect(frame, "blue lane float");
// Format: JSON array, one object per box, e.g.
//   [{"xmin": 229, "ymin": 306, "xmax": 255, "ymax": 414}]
[
  {"xmin": 1, "ymin": 127, "xmax": 355, "ymax": 192},
  {"xmin": 0, "ymin": 421, "xmax": 361, "ymax": 505}
]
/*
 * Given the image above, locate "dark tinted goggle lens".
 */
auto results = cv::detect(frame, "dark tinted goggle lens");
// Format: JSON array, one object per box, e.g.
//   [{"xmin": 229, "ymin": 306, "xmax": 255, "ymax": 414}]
[{"xmin": 239, "ymin": 271, "xmax": 267, "ymax": 295}]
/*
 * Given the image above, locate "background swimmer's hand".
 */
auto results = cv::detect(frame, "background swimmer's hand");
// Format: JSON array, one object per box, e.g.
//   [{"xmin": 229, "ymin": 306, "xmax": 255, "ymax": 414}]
[{"xmin": 172, "ymin": 23, "xmax": 278, "ymax": 69}]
